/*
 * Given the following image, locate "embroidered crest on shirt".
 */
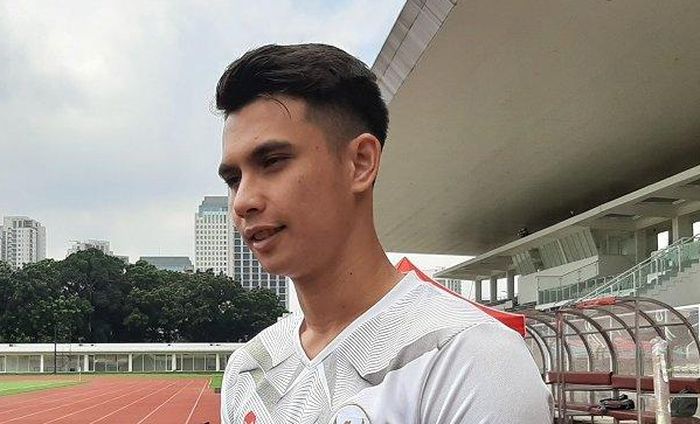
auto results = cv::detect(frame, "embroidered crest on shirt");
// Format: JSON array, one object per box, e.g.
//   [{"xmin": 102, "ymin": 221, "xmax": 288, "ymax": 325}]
[
  {"xmin": 331, "ymin": 404, "xmax": 371, "ymax": 424},
  {"xmin": 244, "ymin": 411, "xmax": 256, "ymax": 424}
]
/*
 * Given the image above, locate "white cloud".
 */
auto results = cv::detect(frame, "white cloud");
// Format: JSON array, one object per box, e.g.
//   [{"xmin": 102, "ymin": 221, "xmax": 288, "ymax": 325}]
[{"xmin": 0, "ymin": 0, "xmax": 405, "ymax": 259}]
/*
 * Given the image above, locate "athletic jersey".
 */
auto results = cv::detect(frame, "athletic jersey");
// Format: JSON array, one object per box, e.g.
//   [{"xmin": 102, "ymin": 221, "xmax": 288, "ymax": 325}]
[{"xmin": 221, "ymin": 271, "xmax": 552, "ymax": 424}]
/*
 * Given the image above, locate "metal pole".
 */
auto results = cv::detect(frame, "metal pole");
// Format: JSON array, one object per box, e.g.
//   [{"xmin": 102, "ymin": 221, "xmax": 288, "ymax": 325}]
[
  {"xmin": 53, "ymin": 326, "xmax": 57, "ymax": 375},
  {"xmin": 635, "ymin": 299, "xmax": 642, "ymax": 423},
  {"xmin": 556, "ymin": 311, "xmax": 566, "ymax": 422}
]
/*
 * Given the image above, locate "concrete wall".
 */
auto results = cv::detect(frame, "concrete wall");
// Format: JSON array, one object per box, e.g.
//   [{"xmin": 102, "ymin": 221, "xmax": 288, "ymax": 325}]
[
  {"xmin": 519, "ymin": 254, "xmax": 635, "ymax": 304},
  {"xmin": 518, "ymin": 273, "xmax": 538, "ymax": 304},
  {"xmin": 598, "ymin": 254, "xmax": 636, "ymax": 276}
]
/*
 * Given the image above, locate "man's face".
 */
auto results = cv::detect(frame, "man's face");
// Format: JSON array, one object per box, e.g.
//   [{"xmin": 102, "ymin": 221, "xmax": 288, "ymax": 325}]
[{"xmin": 219, "ymin": 97, "xmax": 354, "ymax": 279}]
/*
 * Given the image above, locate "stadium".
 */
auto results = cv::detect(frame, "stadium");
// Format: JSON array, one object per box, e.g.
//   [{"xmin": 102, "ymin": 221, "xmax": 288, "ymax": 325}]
[
  {"xmin": 372, "ymin": 0, "xmax": 700, "ymax": 422},
  {"xmin": 2, "ymin": 0, "xmax": 700, "ymax": 422}
]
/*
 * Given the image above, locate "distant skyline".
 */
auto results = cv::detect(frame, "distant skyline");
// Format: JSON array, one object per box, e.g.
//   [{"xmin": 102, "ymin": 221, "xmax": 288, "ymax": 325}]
[{"xmin": 0, "ymin": 0, "xmax": 406, "ymax": 261}]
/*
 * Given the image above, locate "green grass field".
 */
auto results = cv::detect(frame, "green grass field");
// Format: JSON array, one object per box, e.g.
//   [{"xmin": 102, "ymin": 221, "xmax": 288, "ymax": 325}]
[
  {"xmin": 0, "ymin": 380, "xmax": 80, "ymax": 397},
  {"xmin": 0, "ymin": 373, "xmax": 224, "ymax": 396},
  {"xmin": 209, "ymin": 374, "xmax": 223, "ymax": 391}
]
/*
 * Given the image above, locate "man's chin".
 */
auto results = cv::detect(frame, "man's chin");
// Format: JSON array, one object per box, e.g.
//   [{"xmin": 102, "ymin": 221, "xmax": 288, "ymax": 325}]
[{"xmin": 255, "ymin": 257, "xmax": 288, "ymax": 278}]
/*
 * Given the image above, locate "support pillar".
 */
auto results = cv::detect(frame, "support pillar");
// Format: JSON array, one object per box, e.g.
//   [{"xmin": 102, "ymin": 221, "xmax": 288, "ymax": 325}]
[
  {"xmin": 507, "ymin": 272, "xmax": 516, "ymax": 300},
  {"xmin": 672, "ymin": 215, "xmax": 694, "ymax": 243},
  {"xmin": 171, "ymin": 354, "xmax": 177, "ymax": 372},
  {"xmin": 635, "ymin": 229, "xmax": 649, "ymax": 264},
  {"xmin": 84, "ymin": 355, "xmax": 89, "ymax": 372},
  {"xmin": 128, "ymin": 353, "xmax": 133, "ymax": 372},
  {"xmin": 475, "ymin": 279, "xmax": 483, "ymax": 302},
  {"xmin": 39, "ymin": 354, "xmax": 44, "ymax": 373},
  {"xmin": 215, "ymin": 354, "xmax": 221, "ymax": 372},
  {"xmin": 490, "ymin": 276, "xmax": 498, "ymax": 302}
]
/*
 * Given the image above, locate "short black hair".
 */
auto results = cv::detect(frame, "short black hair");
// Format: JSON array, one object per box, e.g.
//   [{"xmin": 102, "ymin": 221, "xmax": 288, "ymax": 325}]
[{"xmin": 216, "ymin": 43, "xmax": 389, "ymax": 148}]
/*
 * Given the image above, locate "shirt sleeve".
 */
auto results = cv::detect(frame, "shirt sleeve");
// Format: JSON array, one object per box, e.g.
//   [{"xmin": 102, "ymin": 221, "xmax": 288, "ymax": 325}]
[
  {"xmin": 419, "ymin": 322, "xmax": 553, "ymax": 424},
  {"xmin": 220, "ymin": 350, "xmax": 240, "ymax": 424}
]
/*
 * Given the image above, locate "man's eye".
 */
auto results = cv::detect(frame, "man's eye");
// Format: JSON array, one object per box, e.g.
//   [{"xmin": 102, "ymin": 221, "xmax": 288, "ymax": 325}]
[{"xmin": 263, "ymin": 156, "xmax": 288, "ymax": 168}]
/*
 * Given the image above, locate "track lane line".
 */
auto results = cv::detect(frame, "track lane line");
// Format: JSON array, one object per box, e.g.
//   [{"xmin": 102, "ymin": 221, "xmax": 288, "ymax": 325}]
[
  {"xmin": 134, "ymin": 380, "xmax": 193, "ymax": 424},
  {"xmin": 0, "ymin": 379, "xmax": 140, "ymax": 419},
  {"xmin": 85, "ymin": 381, "xmax": 179, "ymax": 424},
  {"xmin": 184, "ymin": 379, "xmax": 208, "ymax": 424},
  {"xmin": 44, "ymin": 380, "xmax": 174, "ymax": 424},
  {"xmin": 1, "ymin": 380, "xmax": 154, "ymax": 423},
  {"xmin": 0, "ymin": 379, "xmax": 125, "ymax": 413}
]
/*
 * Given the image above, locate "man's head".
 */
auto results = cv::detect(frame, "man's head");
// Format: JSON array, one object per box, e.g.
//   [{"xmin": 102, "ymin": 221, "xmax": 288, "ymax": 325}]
[
  {"xmin": 216, "ymin": 44, "xmax": 389, "ymax": 279},
  {"xmin": 216, "ymin": 43, "xmax": 388, "ymax": 150}
]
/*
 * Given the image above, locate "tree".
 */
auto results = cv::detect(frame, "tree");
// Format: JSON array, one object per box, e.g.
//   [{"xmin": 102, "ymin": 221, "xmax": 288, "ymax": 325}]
[
  {"xmin": 0, "ymin": 259, "xmax": 91, "ymax": 342},
  {"xmin": 59, "ymin": 249, "xmax": 130, "ymax": 342},
  {"xmin": 0, "ymin": 250, "xmax": 287, "ymax": 343}
]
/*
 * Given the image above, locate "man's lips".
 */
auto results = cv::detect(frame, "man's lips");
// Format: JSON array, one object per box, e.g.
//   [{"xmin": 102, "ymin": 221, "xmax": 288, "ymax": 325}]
[{"xmin": 244, "ymin": 225, "xmax": 286, "ymax": 244}]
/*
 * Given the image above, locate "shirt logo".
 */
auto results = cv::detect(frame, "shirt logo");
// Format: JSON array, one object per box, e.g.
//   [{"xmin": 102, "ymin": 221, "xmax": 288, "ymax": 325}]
[
  {"xmin": 244, "ymin": 411, "xmax": 257, "ymax": 424},
  {"xmin": 331, "ymin": 404, "xmax": 371, "ymax": 424}
]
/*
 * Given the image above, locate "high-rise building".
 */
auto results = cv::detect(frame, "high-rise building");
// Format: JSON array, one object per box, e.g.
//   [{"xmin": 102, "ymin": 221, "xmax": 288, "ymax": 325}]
[
  {"xmin": 0, "ymin": 216, "xmax": 46, "ymax": 268},
  {"xmin": 194, "ymin": 196, "xmax": 230, "ymax": 275},
  {"xmin": 67, "ymin": 239, "xmax": 113, "ymax": 257},
  {"xmin": 194, "ymin": 196, "xmax": 288, "ymax": 306}
]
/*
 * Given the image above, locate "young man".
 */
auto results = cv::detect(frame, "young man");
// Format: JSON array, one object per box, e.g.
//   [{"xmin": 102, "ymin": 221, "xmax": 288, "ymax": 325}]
[{"xmin": 217, "ymin": 44, "xmax": 552, "ymax": 424}]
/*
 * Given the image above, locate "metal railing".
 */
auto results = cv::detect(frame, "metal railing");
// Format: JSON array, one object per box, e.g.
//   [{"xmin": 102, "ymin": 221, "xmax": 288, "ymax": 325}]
[
  {"xmin": 570, "ymin": 234, "xmax": 700, "ymax": 305},
  {"xmin": 536, "ymin": 258, "xmax": 600, "ymax": 304},
  {"xmin": 538, "ymin": 275, "xmax": 610, "ymax": 305}
]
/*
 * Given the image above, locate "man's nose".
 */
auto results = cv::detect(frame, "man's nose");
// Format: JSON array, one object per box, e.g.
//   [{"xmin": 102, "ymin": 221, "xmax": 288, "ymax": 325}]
[{"xmin": 232, "ymin": 176, "xmax": 264, "ymax": 219}]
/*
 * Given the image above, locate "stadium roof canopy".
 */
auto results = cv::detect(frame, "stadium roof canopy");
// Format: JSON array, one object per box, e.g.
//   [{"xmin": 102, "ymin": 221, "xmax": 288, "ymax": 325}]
[
  {"xmin": 435, "ymin": 164, "xmax": 700, "ymax": 280},
  {"xmin": 372, "ymin": 0, "xmax": 700, "ymax": 256}
]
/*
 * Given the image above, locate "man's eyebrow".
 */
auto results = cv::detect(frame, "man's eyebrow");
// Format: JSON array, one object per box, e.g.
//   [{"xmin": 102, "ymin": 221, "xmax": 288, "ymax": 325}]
[
  {"xmin": 250, "ymin": 139, "xmax": 294, "ymax": 161},
  {"xmin": 218, "ymin": 140, "xmax": 294, "ymax": 179}
]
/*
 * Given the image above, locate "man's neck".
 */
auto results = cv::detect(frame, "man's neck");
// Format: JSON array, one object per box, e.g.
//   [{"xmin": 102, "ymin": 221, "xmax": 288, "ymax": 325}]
[{"xmin": 293, "ymin": 234, "xmax": 402, "ymax": 360}]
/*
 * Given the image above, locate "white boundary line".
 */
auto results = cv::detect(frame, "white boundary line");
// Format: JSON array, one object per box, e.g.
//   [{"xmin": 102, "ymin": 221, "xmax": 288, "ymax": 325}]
[
  {"xmin": 184, "ymin": 379, "xmax": 208, "ymax": 424},
  {"xmin": 135, "ymin": 380, "xmax": 193, "ymax": 424},
  {"xmin": 0, "ymin": 380, "xmax": 147, "ymax": 422},
  {"xmin": 0, "ymin": 379, "xmax": 124, "ymax": 413},
  {"xmin": 88, "ymin": 381, "xmax": 178, "ymax": 424}
]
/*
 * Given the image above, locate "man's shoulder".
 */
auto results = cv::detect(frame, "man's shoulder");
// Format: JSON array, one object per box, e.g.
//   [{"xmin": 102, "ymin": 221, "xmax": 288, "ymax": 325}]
[
  {"xmin": 225, "ymin": 313, "xmax": 302, "ymax": 374},
  {"xmin": 334, "ymin": 276, "xmax": 502, "ymax": 379},
  {"xmin": 390, "ymin": 276, "xmax": 502, "ymax": 336}
]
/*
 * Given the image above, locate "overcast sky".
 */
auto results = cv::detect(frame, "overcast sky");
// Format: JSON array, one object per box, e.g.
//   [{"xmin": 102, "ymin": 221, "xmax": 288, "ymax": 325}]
[{"xmin": 0, "ymin": 0, "xmax": 468, "ymax": 270}]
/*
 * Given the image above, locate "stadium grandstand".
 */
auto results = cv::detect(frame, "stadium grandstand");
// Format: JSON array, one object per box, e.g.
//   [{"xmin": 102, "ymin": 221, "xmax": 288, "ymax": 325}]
[
  {"xmin": 372, "ymin": 0, "xmax": 700, "ymax": 312},
  {"xmin": 0, "ymin": 343, "xmax": 241, "ymax": 373},
  {"xmin": 372, "ymin": 1, "xmax": 700, "ymax": 421}
]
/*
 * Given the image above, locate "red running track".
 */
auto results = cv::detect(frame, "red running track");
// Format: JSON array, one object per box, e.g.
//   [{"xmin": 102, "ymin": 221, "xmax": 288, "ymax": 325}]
[{"xmin": 0, "ymin": 376, "xmax": 220, "ymax": 424}]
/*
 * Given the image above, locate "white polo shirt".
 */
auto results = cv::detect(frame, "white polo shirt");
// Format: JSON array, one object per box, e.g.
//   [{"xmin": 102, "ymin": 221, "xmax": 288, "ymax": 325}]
[{"xmin": 221, "ymin": 271, "xmax": 552, "ymax": 423}]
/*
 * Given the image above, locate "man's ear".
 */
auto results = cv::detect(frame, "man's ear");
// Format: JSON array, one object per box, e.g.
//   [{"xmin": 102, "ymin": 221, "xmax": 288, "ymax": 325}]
[{"xmin": 348, "ymin": 133, "xmax": 382, "ymax": 193}]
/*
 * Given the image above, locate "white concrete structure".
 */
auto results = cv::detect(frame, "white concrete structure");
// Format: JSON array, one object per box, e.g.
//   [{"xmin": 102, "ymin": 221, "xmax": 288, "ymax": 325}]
[
  {"xmin": 0, "ymin": 216, "xmax": 46, "ymax": 268},
  {"xmin": 437, "ymin": 166, "xmax": 700, "ymax": 309},
  {"xmin": 194, "ymin": 196, "xmax": 229, "ymax": 275},
  {"xmin": 0, "ymin": 342, "xmax": 242, "ymax": 373},
  {"xmin": 67, "ymin": 239, "xmax": 112, "ymax": 257}
]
